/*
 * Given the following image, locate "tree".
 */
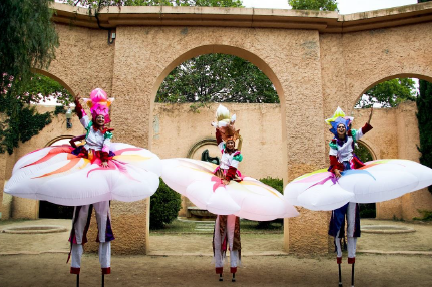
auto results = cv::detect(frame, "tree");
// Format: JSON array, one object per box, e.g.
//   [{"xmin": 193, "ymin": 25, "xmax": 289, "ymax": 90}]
[
  {"xmin": 0, "ymin": 0, "xmax": 60, "ymax": 154},
  {"xmin": 62, "ymin": 0, "xmax": 243, "ymax": 10},
  {"xmin": 156, "ymin": 54, "xmax": 279, "ymax": 104},
  {"xmin": 417, "ymin": 79, "xmax": 432, "ymax": 194},
  {"xmin": 356, "ymin": 78, "xmax": 417, "ymax": 108},
  {"xmin": 288, "ymin": 0, "xmax": 338, "ymax": 11}
]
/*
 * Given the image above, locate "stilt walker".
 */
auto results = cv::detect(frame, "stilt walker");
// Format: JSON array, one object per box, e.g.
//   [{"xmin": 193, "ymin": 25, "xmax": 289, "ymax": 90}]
[
  {"xmin": 159, "ymin": 104, "xmax": 299, "ymax": 283},
  {"xmin": 285, "ymin": 106, "xmax": 432, "ymax": 286},
  {"xmin": 5, "ymin": 88, "xmax": 162, "ymax": 286},
  {"xmin": 212, "ymin": 108, "xmax": 243, "ymax": 282},
  {"xmin": 327, "ymin": 107, "xmax": 373, "ymax": 286}
]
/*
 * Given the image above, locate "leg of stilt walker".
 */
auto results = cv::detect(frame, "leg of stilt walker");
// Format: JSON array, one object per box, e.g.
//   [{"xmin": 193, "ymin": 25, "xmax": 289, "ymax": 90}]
[
  {"xmin": 214, "ymin": 216, "xmax": 224, "ymax": 282},
  {"xmin": 351, "ymin": 263, "xmax": 355, "ymax": 287},
  {"xmin": 70, "ymin": 244, "xmax": 83, "ymax": 275},
  {"xmin": 76, "ymin": 274, "xmax": 79, "ymax": 287},
  {"xmin": 102, "ymin": 272, "xmax": 104, "ymax": 287},
  {"xmin": 335, "ymin": 231, "xmax": 343, "ymax": 286},
  {"xmin": 230, "ymin": 250, "xmax": 238, "ymax": 282}
]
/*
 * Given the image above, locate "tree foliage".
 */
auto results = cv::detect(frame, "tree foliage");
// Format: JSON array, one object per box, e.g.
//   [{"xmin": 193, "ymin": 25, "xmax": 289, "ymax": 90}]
[
  {"xmin": 288, "ymin": 0, "xmax": 338, "ymax": 11},
  {"xmin": 156, "ymin": 54, "xmax": 279, "ymax": 103},
  {"xmin": 0, "ymin": 0, "xmax": 61, "ymax": 154},
  {"xmin": 62, "ymin": 0, "xmax": 243, "ymax": 10},
  {"xmin": 417, "ymin": 79, "xmax": 432, "ymax": 194},
  {"xmin": 356, "ymin": 78, "xmax": 417, "ymax": 108}
]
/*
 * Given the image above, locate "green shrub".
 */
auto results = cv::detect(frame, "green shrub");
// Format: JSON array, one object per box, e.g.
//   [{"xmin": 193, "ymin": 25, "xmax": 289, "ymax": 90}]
[
  {"xmin": 413, "ymin": 210, "xmax": 432, "ymax": 221},
  {"xmin": 360, "ymin": 203, "xmax": 376, "ymax": 218},
  {"xmin": 256, "ymin": 177, "xmax": 284, "ymax": 229},
  {"xmin": 150, "ymin": 178, "xmax": 182, "ymax": 229}
]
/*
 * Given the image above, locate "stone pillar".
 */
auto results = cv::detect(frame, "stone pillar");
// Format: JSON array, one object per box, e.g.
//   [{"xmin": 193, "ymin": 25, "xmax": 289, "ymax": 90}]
[{"xmin": 283, "ymin": 30, "xmax": 330, "ymax": 254}]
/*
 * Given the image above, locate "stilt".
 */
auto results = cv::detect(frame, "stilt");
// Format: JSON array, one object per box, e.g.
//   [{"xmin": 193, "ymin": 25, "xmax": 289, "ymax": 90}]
[
  {"xmin": 351, "ymin": 263, "xmax": 355, "ymax": 287},
  {"xmin": 102, "ymin": 273, "xmax": 104, "ymax": 287},
  {"xmin": 76, "ymin": 274, "xmax": 79, "ymax": 287},
  {"xmin": 219, "ymin": 274, "xmax": 223, "ymax": 282},
  {"xmin": 338, "ymin": 264, "xmax": 343, "ymax": 286},
  {"xmin": 232, "ymin": 272, "xmax": 236, "ymax": 282}
]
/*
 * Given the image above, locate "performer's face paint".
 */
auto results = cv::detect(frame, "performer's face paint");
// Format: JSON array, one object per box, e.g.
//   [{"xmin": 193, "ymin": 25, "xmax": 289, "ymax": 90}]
[
  {"xmin": 337, "ymin": 123, "xmax": 346, "ymax": 137},
  {"xmin": 95, "ymin": 114, "xmax": 105, "ymax": 126},
  {"xmin": 226, "ymin": 140, "xmax": 235, "ymax": 151}
]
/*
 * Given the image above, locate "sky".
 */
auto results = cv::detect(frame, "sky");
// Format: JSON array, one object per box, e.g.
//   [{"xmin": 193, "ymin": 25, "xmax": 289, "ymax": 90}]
[{"xmin": 241, "ymin": 0, "xmax": 418, "ymax": 14}]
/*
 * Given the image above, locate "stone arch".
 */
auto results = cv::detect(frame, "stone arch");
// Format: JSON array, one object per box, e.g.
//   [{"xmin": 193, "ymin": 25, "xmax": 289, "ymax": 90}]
[
  {"xmin": 350, "ymin": 73, "xmax": 432, "ymax": 110},
  {"xmin": 31, "ymin": 68, "xmax": 76, "ymax": 97},
  {"xmin": 356, "ymin": 140, "xmax": 377, "ymax": 161},
  {"xmin": 44, "ymin": 135, "xmax": 76, "ymax": 147},
  {"xmin": 149, "ymin": 44, "xmax": 284, "ymax": 105}
]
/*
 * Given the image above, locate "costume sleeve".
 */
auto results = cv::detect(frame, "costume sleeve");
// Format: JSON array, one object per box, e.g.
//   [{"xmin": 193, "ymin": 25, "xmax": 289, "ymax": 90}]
[
  {"xmin": 101, "ymin": 131, "xmax": 113, "ymax": 154},
  {"xmin": 216, "ymin": 128, "xmax": 223, "ymax": 145},
  {"xmin": 75, "ymin": 99, "xmax": 90, "ymax": 128},
  {"xmin": 225, "ymin": 166, "xmax": 238, "ymax": 181},
  {"xmin": 329, "ymin": 155, "xmax": 344, "ymax": 173},
  {"xmin": 355, "ymin": 123, "xmax": 373, "ymax": 141},
  {"xmin": 74, "ymin": 99, "xmax": 85, "ymax": 119}
]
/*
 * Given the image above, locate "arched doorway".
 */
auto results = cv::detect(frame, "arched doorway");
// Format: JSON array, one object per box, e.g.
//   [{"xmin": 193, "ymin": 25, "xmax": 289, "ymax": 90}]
[
  {"xmin": 38, "ymin": 136, "xmax": 77, "ymax": 219},
  {"xmin": 148, "ymin": 46, "xmax": 286, "ymax": 254},
  {"xmin": 351, "ymin": 74, "xmax": 432, "ymax": 220}
]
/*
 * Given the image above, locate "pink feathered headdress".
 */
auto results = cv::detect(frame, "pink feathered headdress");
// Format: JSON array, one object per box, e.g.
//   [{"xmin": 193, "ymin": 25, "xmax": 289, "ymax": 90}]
[{"xmin": 82, "ymin": 88, "xmax": 114, "ymax": 124}]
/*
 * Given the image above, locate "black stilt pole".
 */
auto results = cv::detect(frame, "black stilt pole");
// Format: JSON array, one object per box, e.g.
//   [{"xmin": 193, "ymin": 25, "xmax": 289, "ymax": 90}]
[
  {"xmin": 232, "ymin": 272, "xmax": 236, "ymax": 282},
  {"xmin": 338, "ymin": 264, "xmax": 343, "ymax": 287},
  {"xmin": 219, "ymin": 273, "xmax": 223, "ymax": 282},
  {"xmin": 76, "ymin": 274, "xmax": 79, "ymax": 287},
  {"xmin": 351, "ymin": 263, "xmax": 355, "ymax": 287},
  {"xmin": 102, "ymin": 273, "xmax": 105, "ymax": 287}
]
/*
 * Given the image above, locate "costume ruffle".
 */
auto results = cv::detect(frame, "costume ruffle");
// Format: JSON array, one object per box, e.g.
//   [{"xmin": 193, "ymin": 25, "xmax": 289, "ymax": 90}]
[
  {"xmin": 4, "ymin": 143, "xmax": 161, "ymax": 206},
  {"xmin": 161, "ymin": 158, "xmax": 299, "ymax": 221},
  {"xmin": 284, "ymin": 159, "xmax": 432, "ymax": 211}
]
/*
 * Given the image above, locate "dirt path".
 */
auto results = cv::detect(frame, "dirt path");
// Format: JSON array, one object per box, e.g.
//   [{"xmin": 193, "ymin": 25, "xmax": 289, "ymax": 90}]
[{"xmin": 0, "ymin": 219, "xmax": 431, "ymax": 286}]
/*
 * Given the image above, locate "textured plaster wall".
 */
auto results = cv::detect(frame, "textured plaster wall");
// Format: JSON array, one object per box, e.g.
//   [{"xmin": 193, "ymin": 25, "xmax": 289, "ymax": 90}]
[
  {"xmin": 152, "ymin": 103, "xmax": 284, "ymax": 217},
  {"xmin": 341, "ymin": 22, "xmax": 432, "ymax": 108}
]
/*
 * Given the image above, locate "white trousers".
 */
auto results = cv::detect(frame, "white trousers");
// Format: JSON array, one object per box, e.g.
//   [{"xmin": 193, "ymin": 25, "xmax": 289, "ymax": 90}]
[
  {"xmin": 214, "ymin": 215, "xmax": 239, "ymax": 269},
  {"xmin": 335, "ymin": 202, "xmax": 358, "ymax": 259},
  {"xmin": 70, "ymin": 201, "xmax": 112, "ymax": 269}
]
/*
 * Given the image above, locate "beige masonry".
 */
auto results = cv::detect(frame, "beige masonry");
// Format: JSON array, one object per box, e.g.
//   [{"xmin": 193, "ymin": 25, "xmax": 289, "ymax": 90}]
[{"xmin": 1, "ymin": 2, "xmax": 432, "ymax": 255}]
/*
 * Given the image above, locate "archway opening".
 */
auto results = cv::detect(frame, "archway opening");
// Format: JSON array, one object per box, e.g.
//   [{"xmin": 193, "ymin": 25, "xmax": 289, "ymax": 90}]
[
  {"xmin": 352, "ymin": 74, "xmax": 432, "ymax": 220},
  {"xmin": 38, "ymin": 137, "xmax": 75, "ymax": 219},
  {"xmin": 149, "ymin": 46, "xmax": 286, "ymax": 254}
]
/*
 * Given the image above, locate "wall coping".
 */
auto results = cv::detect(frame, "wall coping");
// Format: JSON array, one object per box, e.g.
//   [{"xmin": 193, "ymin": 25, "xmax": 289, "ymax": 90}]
[{"xmin": 51, "ymin": 2, "xmax": 432, "ymax": 33}]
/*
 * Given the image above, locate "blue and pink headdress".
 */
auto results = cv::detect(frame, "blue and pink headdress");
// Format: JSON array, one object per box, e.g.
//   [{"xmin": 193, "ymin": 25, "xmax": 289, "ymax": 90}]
[
  {"xmin": 325, "ymin": 107, "xmax": 354, "ymax": 136},
  {"xmin": 82, "ymin": 88, "xmax": 114, "ymax": 124}
]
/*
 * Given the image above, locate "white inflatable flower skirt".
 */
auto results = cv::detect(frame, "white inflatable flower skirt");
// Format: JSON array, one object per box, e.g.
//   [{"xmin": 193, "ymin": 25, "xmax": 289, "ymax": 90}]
[
  {"xmin": 284, "ymin": 159, "xmax": 432, "ymax": 211},
  {"xmin": 4, "ymin": 143, "xmax": 161, "ymax": 206},
  {"xmin": 161, "ymin": 158, "xmax": 299, "ymax": 221}
]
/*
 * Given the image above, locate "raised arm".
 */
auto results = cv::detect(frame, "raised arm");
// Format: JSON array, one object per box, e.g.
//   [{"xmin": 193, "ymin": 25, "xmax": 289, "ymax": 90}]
[{"xmin": 74, "ymin": 94, "xmax": 90, "ymax": 128}]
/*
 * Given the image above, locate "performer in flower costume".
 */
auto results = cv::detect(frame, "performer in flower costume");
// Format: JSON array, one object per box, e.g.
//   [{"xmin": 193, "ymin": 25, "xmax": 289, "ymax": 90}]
[
  {"xmin": 327, "ymin": 107, "xmax": 373, "ymax": 287},
  {"xmin": 160, "ymin": 104, "xmax": 299, "ymax": 282},
  {"xmin": 69, "ymin": 89, "xmax": 115, "ymax": 277},
  {"xmin": 284, "ymin": 106, "xmax": 432, "ymax": 286},
  {"xmin": 5, "ymin": 88, "xmax": 161, "ymax": 285},
  {"xmin": 213, "ymin": 109, "xmax": 243, "ymax": 282}
]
